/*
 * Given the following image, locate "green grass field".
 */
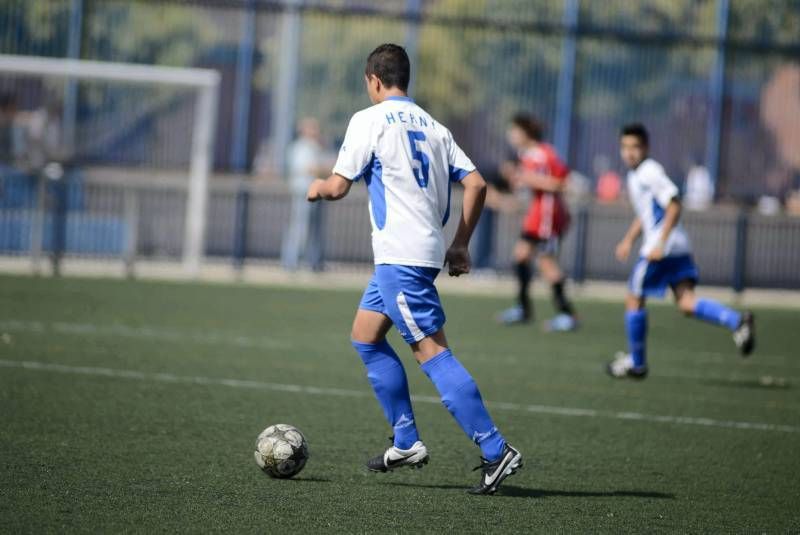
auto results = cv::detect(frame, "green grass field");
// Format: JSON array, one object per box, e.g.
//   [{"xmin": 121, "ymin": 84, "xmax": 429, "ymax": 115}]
[{"xmin": 1, "ymin": 274, "xmax": 798, "ymax": 533}]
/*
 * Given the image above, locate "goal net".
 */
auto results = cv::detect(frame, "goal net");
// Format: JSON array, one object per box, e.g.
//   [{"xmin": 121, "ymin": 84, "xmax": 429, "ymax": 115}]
[{"xmin": 0, "ymin": 54, "xmax": 219, "ymax": 275}]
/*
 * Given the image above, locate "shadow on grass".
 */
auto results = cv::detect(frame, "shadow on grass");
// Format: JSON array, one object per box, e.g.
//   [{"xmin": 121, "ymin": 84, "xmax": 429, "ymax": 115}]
[
  {"xmin": 499, "ymin": 485, "xmax": 675, "ymax": 499},
  {"xmin": 701, "ymin": 378, "xmax": 791, "ymax": 390},
  {"xmin": 383, "ymin": 482, "xmax": 675, "ymax": 500}
]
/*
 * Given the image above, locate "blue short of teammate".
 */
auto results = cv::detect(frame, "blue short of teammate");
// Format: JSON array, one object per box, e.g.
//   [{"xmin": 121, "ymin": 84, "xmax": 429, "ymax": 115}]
[
  {"xmin": 628, "ymin": 254, "xmax": 699, "ymax": 298},
  {"xmin": 359, "ymin": 264, "xmax": 446, "ymax": 344}
]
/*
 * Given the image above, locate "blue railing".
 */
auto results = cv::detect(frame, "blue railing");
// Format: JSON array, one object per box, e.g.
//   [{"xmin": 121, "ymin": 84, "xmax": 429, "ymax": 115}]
[{"xmin": 2, "ymin": 172, "xmax": 798, "ymax": 290}]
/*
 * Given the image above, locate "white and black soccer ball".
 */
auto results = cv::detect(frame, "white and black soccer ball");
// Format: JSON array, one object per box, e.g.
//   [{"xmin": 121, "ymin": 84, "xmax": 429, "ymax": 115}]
[{"xmin": 254, "ymin": 424, "xmax": 309, "ymax": 479}]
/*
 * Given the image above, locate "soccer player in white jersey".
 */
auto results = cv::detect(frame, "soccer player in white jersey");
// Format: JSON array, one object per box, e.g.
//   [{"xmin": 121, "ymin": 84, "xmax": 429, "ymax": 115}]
[
  {"xmin": 607, "ymin": 123, "xmax": 755, "ymax": 379},
  {"xmin": 306, "ymin": 44, "xmax": 521, "ymax": 494}
]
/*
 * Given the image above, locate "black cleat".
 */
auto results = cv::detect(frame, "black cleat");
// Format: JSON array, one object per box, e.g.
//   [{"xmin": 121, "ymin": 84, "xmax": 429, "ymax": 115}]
[
  {"xmin": 366, "ymin": 440, "xmax": 429, "ymax": 472},
  {"xmin": 468, "ymin": 444, "xmax": 523, "ymax": 495},
  {"xmin": 733, "ymin": 311, "xmax": 755, "ymax": 357},
  {"xmin": 606, "ymin": 352, "xmax": 648, "ymax": 379}
]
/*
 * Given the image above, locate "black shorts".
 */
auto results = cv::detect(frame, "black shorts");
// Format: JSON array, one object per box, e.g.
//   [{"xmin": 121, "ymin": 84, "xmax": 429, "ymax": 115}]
[{"xmin": 520, "ymin": 232, "xmax": 561, "ymax": 257}]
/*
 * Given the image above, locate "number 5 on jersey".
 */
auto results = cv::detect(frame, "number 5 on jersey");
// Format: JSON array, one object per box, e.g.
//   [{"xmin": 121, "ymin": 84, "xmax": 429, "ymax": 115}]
[{"xmin": 407, "ymin": 130, "xmax": 430, "ymax": 188}]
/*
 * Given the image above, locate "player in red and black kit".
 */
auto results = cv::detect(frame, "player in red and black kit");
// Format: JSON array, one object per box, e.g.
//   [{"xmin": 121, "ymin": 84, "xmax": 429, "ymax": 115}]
[{"xmin": 498, "ymin": 114, "xmax": 578, "ymax": 331}]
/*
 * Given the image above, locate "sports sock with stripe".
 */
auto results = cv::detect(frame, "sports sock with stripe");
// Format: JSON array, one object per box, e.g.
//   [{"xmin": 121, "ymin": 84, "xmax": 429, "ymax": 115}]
[
  {"xmin": 693, "ymin": 298, "xmax": 742, "ymax": 331},
  {"xmin": 352, "ymin": 339, "xmax": 420, "ymax": 449},
  {"xmin": 420, "ymin": 349, "xmax": 506, "ymax": 461},
  {"xmin": 625, "ymin": 309, "xmax": 648, "ymax": 368}
]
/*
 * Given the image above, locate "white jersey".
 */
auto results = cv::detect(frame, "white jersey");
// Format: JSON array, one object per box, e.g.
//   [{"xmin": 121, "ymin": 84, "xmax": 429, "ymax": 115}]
[
  {"xmin": 626, "ymin": 158, "xmax": 692, "ymax": 257},
  {"xmin": 333, "ymin": 96, "xmax": 476, "ymax": 268}
]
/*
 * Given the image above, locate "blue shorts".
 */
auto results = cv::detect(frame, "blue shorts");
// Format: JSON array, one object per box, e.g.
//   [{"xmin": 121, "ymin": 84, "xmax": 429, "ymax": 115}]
[
  {"xmin": 628, "ymin": 254, "xmax": 699, "ymax": 298},
  {"xmin": 359, "ymin": 264, "xmax": 446, "ymax": 344}
]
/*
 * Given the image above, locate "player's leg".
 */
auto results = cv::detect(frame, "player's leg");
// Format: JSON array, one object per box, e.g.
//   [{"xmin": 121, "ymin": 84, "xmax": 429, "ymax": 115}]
[
  {"xmin": 352, "ymin": 277, "xmax": 423, "ymax": 463},
  {"xmin": 378, "ymin": 265, "xmax": 521, "ymax": 493},
  {"xmin": 411, "ymin": 331, "xmax": 506, "ymax": 462},
  {"xmin": 608, "ymin": 258, "xmax": 652, "ymax": 379},
  {"xmin": 625, "ymin": 293, "xmax": 649, "ymax": 370},
  {"xmin": 608, "ymin": 293, "xmax": 649, "ymax": 378},
  {"xmin": 536, "ymin": 240, "xmax": 578, "ymax": 331},
  {"xmin": 499, "ymin": 237, "xmax": 535, "ymax": 324},
  {"xmin": 672, "ymin": 279, "xmax": 755, "ymax": 355},
  {"xmin": 413, "ymin": 330, "xmax": 521, "ymax": 494},
  {"xmin": 538, "ymin": 255, "xmax": 572, "ymax": 314}
]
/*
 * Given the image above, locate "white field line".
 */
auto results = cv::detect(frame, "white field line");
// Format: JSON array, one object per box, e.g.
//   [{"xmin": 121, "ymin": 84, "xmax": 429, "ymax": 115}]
[
  {"xmin": 2, "ymin": 320, "xmax": 795, "ymax": 368},
  {"xmin": 0, "ymin": 320, "xmax": 290, "ymax": 350},
  {"xmin": 1, "ymin": 319, "xmax": 798, "ymax": 410},
  {"xmin": 0, "ymin": 358, "xmax": 797, "ymax": 434}
]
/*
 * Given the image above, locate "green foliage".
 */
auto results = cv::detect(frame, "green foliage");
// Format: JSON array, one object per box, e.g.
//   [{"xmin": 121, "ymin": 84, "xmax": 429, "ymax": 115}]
[
  {"xmin": 0, "ymin": 0, "xmax": 796, "ymax": 176},
  {"xmin": 729, "ymin": 0, "xmax": 800, "ymax": 43},
  {"xmin": 280, "ymin": 13, "xmax": 404, "ymax": 141},
  {"xmin": 0, "ymin": 0, "xmax": 71, "ymax": 56},
  {"xmin": 580, "ymin": 0, "xmax": 717, "ymax": 36},
  {"xmin": 81, "ymin": 1, "xmax": 220, "ymax": 66},
  {"xmin": 21, "ymin": 1, "xmax": 70, "ymax": 43}
]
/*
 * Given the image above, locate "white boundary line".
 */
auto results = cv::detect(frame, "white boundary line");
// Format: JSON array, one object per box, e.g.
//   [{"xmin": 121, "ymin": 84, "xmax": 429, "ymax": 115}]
[
  {"xmin": 5, "ymin": 319, "xmax": 797, "ymax": 364},
  {"xmin": 2, "ymin": 320, "xmax": 797, "ymax": 377},
  {"xmin": 1, "ymin": 359, "xmax": 796, "ymax": 434},
  {"xmin": 0, "ymin": 320, "xmax": 290, "ymax": 350}
]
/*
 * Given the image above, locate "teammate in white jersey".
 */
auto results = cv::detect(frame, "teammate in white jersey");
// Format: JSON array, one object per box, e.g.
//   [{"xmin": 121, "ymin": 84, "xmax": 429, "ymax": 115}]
[
  {"xmin": 607, "ymin": 123, "xmax": 755, "ymax": 379},
  {"xmin": 306, "ymin": 44, "xmax": 521, "ymax": 494}
]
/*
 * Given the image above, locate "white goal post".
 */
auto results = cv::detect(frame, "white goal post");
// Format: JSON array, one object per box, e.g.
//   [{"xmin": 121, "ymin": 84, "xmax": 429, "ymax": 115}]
[{"xmin": 0, "ymin": 54, "xmax": 220, "ymax": 276}]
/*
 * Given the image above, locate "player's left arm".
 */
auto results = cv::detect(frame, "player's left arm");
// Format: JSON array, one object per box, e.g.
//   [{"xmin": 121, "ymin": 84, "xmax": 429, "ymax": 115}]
[
  {"xmin": 446, "ymin": 170, "xmax": 487, "ymax": 277},
  {"xmin": 647, "ymin": 166, "xmax": 682, "ymax": 261},
  {"xmin": 514, "ymin": 171, "xmax": 565, "ymax": 192},
  {"xmin": 648, "ymin": 198, "xmax": 681, "ymax": 261},
  {"xmin": 307, "ymin": 173, "xmax": 352, "ymax": 202},
  {"xmin": 512, "ymin": 148, "xmax": 568, "ymax": 192}
]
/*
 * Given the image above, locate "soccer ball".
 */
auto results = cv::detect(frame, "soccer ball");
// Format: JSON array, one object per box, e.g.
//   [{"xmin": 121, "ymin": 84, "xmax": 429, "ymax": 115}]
[{"xmin": 254, "ymin": 424, "xmax": 309, "ymax": 479}]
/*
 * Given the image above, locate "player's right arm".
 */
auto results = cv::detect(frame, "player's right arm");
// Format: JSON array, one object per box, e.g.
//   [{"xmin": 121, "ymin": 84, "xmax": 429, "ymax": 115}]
[
  {"xmin": 446, "ymin": 170, "xmax": 487, "ymax": 277},
  {"xmin": 444, "ymin": 130, "xmax": 484, "ymax": 277},
  {"xmin": 307, "ymin": 173, "xmax": 351, "ymax": 201},
  {"xmin": 307, "ymin": 111, "xmax": 371, "ymax": 203},
  {"xmin": 616, "ymin": 217, "xmax": 642, "ymax": 262}
]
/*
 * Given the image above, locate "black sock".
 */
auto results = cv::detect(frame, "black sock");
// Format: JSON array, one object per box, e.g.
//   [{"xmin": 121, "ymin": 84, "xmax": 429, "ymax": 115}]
[
  {"xmin": 552, "ymin": 278, "xmax": 574, "ymax": 316},
  {"xmin": 515, "ymin": 262, "xmax": 533, "ymax": 319}
]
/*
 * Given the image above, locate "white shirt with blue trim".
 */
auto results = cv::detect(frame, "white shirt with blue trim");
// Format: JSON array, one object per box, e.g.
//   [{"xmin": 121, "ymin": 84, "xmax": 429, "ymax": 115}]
[
  {"xmin": 626, "ymin": 158, "xmax": 691, "ymax": 258},
  {"xmin": 333, "ymin": 96, "xmax": 476, "ymax": 268}
]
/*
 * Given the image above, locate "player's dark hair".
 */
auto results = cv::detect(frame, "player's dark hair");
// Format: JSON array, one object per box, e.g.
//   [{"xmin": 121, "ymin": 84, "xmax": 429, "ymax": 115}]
[
  {"xmin": 365, "ymin": 44, "xmax": 410, "ymax": 92},
  {"xmin": 511, "ymin": 113, "xmax": 543, "ymax": 142},
  {"xmin": 620, "ymin": 123, "xmax": 649, "ymax": 147}
]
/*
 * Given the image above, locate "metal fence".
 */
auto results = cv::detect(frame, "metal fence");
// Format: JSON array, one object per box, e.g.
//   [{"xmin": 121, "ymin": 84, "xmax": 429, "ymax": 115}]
[
  {"xmin": 2, "ymin": 172, "xmax": 799, "ymax": 290},
  {"xmin": 0, "ymin": 0, "xmax": 798, "ymax": 200},
  {"xmin": 1, "ymin": 0, "xmax": 799, "ymax": 289}
]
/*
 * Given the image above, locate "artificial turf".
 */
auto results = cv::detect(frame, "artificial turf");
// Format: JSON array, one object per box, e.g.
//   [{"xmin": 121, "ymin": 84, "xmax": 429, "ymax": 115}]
[{"xmin": 0, "ymin": 274, "xmax": 798, "ymax": 533}]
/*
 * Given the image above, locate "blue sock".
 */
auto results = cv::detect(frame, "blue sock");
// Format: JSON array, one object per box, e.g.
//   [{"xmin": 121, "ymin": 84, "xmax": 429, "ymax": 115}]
[
  {"xmin": 694, "ymin": 298, "xmax": 742, "ymax": 331},
  {"xmin": 625, "ymin": 309, "xmax": 648, "ymax": 368},
  {"xmin": 352, "ymin": 340, "xmax": 419, "ymax": 449},
  {"xmin": 420, "ymin": 349, "xmax": 506, "ymax": 461}
]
